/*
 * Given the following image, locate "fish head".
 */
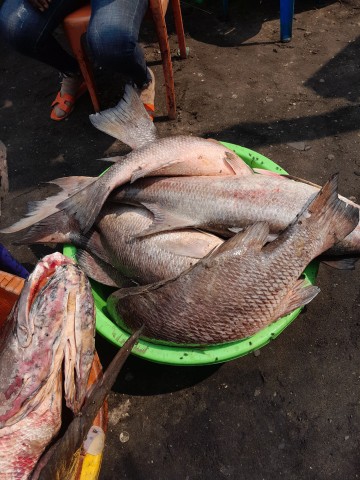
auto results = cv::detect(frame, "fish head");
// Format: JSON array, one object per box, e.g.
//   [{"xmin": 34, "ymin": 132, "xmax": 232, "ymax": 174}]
[{"xmin": 0, "ymin": 252, "xmax": 95, "ymax": 427}]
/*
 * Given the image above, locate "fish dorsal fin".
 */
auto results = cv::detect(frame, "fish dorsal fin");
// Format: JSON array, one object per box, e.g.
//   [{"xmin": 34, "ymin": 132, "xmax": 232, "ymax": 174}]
[
  {"xmin": 277, "ymin": 279, "xmax": 320, "ymax": 318},
  {"xmin": 76, "ymin": 249, "xmax": 134, "ymax": 288},
  {"xmin": 209, "ymin": 222, "xmax": 270, "ymax": 258},
  {"xmin": 89, "ymin": 84, "xmax": 158, "ymax": 149},
  {"xmin": 224, "ymin": 151, "xmax": 254, "ymax": 175},
  {"xmin": 134, "ymin": 202, "xmax": 196, "ymax": 237}
]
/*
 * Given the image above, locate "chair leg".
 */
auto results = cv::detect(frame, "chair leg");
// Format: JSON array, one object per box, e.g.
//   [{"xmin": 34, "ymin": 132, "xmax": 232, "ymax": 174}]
[
  {"xmin": 150, "ymin": 0, "xmax": 176, "ymax": 119},
  {"xmin": 280, "ymin": 0, "xmax": 294, "ymax": 42},
  {"xmin": 78, "ymin": 34, "xmax": 101, "ymax": 112},
  {"xmin": 170, "ymin": 0, "xmax": 187, "ymax": 59},
  {"xmin": 63, "ymin": 23, "xmax": 101, "ymax": 112}
]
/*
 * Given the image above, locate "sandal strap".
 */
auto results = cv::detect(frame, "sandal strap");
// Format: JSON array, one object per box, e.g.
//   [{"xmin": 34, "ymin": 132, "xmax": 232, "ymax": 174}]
[{"xmin": 51, "ymin": 91, "xmax": 75, "ymax": 114}]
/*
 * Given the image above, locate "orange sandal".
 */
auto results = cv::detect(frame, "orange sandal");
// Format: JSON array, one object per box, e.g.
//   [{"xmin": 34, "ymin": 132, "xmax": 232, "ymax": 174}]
[
  {"xmin": 50, "ymin": 81, "xmax": 88, "ymax": 121},
  {"xmin": 143, "ymin": 103, "xmax": 155, "ymax": 121}
]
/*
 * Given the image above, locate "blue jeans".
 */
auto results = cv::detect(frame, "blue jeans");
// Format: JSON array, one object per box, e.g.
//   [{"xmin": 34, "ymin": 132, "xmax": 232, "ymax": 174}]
[{"xmin": 0, "ymin": 0, "xmax": 150, "ymax": 87}]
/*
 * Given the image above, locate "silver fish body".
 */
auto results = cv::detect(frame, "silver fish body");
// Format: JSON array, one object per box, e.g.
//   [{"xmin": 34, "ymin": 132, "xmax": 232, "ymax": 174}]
[
  {"xmin": 110, "ymin": 174, "xmax": 360, "ymax": 256},
  {"xmin": 93, "ymin": 204, "xmax": 224, "ymax": 284},
  {"xmin": 108, "ymin": 176, "xmax": 359, "ymax": 345}
]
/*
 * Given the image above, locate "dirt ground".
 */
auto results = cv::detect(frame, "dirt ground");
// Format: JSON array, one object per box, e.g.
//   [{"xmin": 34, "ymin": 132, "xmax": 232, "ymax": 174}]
[{"xmin": 1, "ymin": 0, "xmax": 360, "ymax": 478}]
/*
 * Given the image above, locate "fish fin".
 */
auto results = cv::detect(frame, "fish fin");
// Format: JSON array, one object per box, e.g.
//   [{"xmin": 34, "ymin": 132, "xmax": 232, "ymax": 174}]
[
  {"xmin": 228, "ymin": 226, "xmax": 243, "ymax": 234},
  {"xmin": 321, "ymin": 257, "xmax": 358, "ymax": 270},
  {"xmin": 32, "ymin": 329, "xmax": 142, "ymax": 480},
  {"xmin": 97, "ymin": 156, "xmax": 121, "ymax": 163},
  {"xmin": 224, "ymin": 151, "xmax": 254, "ymax": 175},
  {"xmin": 15, "ymin": 211, "xmax": 77, "ymax": 245},
  {"xmin": 211, "ymin": 222, "xmax": 270, "ymax": 256},
  {"xmin": 295, "ymin": 174, "xmax": 359, "ymax": 248},
  {"xmin": 197, "ymin": 223, "xmax": 270, "ymax": 270},
  {"xmin": 0, "ymin": 176, "xmax": 94, "ymax": 234},
  {"xmin": 89, "ymin": 84, "xmax": 158, "ymax": 148},
  {"xmin": 130, "ymin": 159, "xmax": 184, "ymax": 183},
  {"xmin": 158, "ymin": 233, "xmax": 223, "ymax": 259},
  {"xmin": 284, "ymin": 174, "xmax": 321, "ymax": 189},
  {"xmin": 76, "ymin": 249, "xmax": 134, "ymax": 288},
  {"xmin": 278, "ymin": 279, "xmax": 320, "ymax": 317},
  {"xmin": 134, "ymin": 202, "xmax": 195, "ymax": 237},
  {"xmin": 56, "ymin": 178, "xmax": 105, "ymax": 234},
  {"xmin": 49, "ymin": 176, "xmax": 94, "ymax": 192},
  {"xmin": 253, "ymin": 168, "xmax": 287, "ymax": 177},
  {"xmin": 76, "ymin": 229, "xmax": 113, "ymax": 264}
]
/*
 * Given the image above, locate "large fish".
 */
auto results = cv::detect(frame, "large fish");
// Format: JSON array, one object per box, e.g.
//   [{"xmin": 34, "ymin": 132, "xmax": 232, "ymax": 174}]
[
  {"xmin": 107, "ymin": 175, "xmax": 359, "ymax": 345},
  {"xmin": 0, "ymin": 253, "xmax": 95, "ymax": 479},
  {"xmin": 87, "ymin": 204, "xmax": 224, "ymax": 285},
  {"xmin": 109, "ymin": 173, "xmax": 360, "ymax": 259},
  {"xmin": 54, "ymin": 85, "xmax": 253, "ymax": 234},
  {"xmin": 2, "ymin": 179, "xmax": 224, "ymax": 287}
]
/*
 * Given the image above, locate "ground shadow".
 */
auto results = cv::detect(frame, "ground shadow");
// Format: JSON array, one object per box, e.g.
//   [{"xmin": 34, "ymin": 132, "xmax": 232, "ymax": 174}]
[
  {"xmin": 95, "ymin": 333, "xmax": 223, "ymax": 396},
  {"xmin": 205, "ymin": 34, "xmax": 360, "ymax": 148},
  {"xmin": 175, "ymin": 0, "xmax": 337, "ymax": 47},
  {"xmin": 305, "ymin": 35, "xmax": 360, "ymax": 102}
]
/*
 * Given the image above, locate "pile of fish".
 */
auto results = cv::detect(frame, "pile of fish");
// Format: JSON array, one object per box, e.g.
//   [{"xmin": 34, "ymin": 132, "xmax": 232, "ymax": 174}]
[
  {"xmin": 2, "ymin": 85, "xmax": 359, "ymax": 345},
  {"xmin": 0, "ymin": 252, "xmax": 140, "ymax": 479}
]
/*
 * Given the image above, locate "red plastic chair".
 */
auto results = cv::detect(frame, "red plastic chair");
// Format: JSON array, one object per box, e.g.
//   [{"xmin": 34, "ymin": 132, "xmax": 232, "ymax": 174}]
[{"xmin": 62, "ymin": 0, "xmax": 187, "ymax": 119}]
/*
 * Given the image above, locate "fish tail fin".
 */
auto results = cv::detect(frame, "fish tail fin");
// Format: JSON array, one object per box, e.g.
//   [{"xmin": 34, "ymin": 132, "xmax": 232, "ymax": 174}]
[
  {"xmin": 297, "ymin": 173, "xmax": 359, "ymax": 253},
  {"xmin": 89, "ymin": 84, "xmax": 158, "ymax": 149},
  {"xmin": 0, "ymin": 176, "xmax": 94, "ymax": 235},
  {"xmin": 15, "ymin": 211, "xmax": 76, "ymax": 245},
  {"xmin": 56, "ymin": 178, "xmax": 106, "ymax": 234}
]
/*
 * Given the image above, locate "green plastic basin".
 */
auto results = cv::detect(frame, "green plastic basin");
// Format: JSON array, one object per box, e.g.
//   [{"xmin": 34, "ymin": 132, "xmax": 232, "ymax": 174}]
[{"xmin": 63, "ymin": 142, "xmax": 319, "ymax": 366}]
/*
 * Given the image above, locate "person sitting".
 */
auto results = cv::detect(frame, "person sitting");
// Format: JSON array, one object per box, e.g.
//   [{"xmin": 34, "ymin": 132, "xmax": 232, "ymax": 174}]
[{"xmin": 0, "ymin": 0, "xmax": 155, "ymax": 121}]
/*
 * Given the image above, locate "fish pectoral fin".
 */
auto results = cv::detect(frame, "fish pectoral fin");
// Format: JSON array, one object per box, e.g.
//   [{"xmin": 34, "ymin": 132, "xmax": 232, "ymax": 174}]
[
  {"xmin": 159, "ymin": 234, "xmax": 222, "ymax": 259},
  {"xmin": 89, "ymin": 84, "xmax": 158, "ymax": 148},
  {"xmin": 130, "ymin": 159, "xmax": 184, "ymax": 183},
  {"xmin": 77, "ymin": 229, "xmax": 112, "ymax": 264},
  {"xmin": 134, "ymin": 202, "xmax": 195, "ymax": 237},
  {"xmin": 76, "ymin": 249, "xmax": 134, "ymax": 288},
  {"xmin": 278, "ymin": 279, "xmax": 320, "ymax": 317},
  {"xmin": 224, "ymin": 151, "xmax": 254, "ymax": 175},
  {"xmin": 320, "ymin": 257, "xmax": 358, "ymax": 270}
]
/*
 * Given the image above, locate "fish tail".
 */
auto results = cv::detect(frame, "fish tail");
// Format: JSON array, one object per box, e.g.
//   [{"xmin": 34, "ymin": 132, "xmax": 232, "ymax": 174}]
[
  {"xmin": 89, "ymin": 84, "xmax": 158, "ymax": 149},
  {"xmin": 56, "ymin": 178, "xmax": 106, "ymax": 234},
  {"xmin": 299, "ymin": 173, "xmax": 359, "ymax": 252},
  {"xmin": 15, "ymin": 211, "xmax": 77, "ymax": 245}
]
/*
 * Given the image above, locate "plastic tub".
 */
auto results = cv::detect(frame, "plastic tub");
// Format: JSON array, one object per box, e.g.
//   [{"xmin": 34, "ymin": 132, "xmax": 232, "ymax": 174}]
[{"xmin": 63, "ymin": 143, "xmax": 319, "ymax": 366}]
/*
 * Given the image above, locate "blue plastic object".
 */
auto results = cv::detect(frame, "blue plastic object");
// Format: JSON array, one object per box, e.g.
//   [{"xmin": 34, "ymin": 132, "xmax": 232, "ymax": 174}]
[
  {"xmin": 280, "ymin": 0, "xmax": 295, "ymax": 42},
  {"xmin": 0, "ymin": 243, "xmax": 29, "ymax": 279},
  {"xmin": 221, "ymin": 0, "xmax": 295, "ymax": 42}
]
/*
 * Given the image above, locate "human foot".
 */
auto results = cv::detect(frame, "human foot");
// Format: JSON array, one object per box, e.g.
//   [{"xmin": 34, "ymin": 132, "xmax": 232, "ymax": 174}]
[
  {"xmin": 138, "ymin": 68, "xmax": 155, "ymax": 120},
  {"xmin": 50, "ymin": 74, "xmax": 87, "ymax": 121}
]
